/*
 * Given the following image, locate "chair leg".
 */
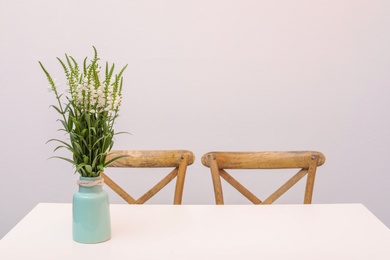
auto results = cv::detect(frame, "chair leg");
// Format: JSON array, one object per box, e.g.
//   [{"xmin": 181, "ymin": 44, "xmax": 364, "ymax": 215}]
[
  {"xmin": 208, "ymin": 154, "xmax": 224, "ymax": 205},
  {"xmin": 173, "ymin": 154, "xmax": 189, "ymax": 205},
  {"xmin": 304, "ymin": 155, "xmax": 319, "ymax": 204}
]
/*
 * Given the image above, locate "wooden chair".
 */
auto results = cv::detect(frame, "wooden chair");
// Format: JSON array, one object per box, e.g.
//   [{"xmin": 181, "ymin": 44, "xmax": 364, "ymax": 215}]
[
  {"xmin": 101, "ymin": 150, "xmax": 195, "ymax": 204},
  {"xmin": 201, "ymin": 151, "xmax": 326, "ymax": 205}
]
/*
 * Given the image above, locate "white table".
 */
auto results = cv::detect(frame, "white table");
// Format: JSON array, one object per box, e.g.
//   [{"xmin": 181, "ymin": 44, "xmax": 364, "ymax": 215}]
[{"xmin": 1, "ymin": 203, "xmax": 390, "ymax": 259}]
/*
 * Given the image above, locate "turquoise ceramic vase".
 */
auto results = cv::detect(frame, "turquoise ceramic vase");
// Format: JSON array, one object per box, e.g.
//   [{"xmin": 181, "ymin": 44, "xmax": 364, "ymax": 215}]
[{"xmin": 73, "ymin": 176, "xmax": 111, "ymax": 243}]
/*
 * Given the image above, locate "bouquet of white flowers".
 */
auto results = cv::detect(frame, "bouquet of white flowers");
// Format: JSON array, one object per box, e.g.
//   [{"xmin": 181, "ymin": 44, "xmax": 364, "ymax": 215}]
[{"xmin": 39, "ymin": 47, "xmax": 127, "ymax": 177}]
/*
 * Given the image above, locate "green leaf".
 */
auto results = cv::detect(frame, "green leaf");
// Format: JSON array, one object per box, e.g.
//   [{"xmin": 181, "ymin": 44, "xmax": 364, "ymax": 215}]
[
  {"xmin": 104, "ymin": 154, "xmax": 129, "ymax": 167},
  {"xmin": 49, "ymin": 156, "xmax": 75, "ymax": 165},
  {"xmin": 53, "ymin": 145, "xmax": 74, "ymax": 153},
  {"xmin": 84, "ymin": 165, "xmax": 92, "ymax": 174},
  {"xmin": 50, "ymin": 105, "xmax": 64, "ymax": 115},
  {"xmin": 47, "ymin": 138, "xmax": 72, "ymax": 148},
  {"xmin": 114, "ymin": 131, "xmax": 131, "ymax": 136}
]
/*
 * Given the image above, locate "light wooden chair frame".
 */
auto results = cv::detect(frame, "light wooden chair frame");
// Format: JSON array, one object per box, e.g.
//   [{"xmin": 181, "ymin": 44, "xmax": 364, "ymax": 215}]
[
  {"xmin": 201, "ymin": 151, "xmax": 326, "ymax": 205},
  {"xmin": 101, "ymin": 150, "xmax": 195, "ymax": 204}
]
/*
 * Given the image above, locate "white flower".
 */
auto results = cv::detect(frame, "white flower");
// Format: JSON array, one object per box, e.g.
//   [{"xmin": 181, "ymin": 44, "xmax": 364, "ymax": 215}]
[
  {"xmin": 50, "ymin": 78, "xmax": 60, "ymax": 88},
  {"xmin": 96, "ymin": 89, "xmax": 103, "ymax": 97}
]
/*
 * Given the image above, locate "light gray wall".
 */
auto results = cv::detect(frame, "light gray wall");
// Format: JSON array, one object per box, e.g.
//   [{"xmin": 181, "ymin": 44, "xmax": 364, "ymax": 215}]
[{"xmin": 1, "ymin": 0, "xmax": 389, "ymax": 239}]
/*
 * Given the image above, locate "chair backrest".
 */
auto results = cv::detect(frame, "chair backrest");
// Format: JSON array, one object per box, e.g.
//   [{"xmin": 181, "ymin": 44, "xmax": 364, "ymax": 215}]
[
  {"xmin": 101, "ymin": 150, "xmax": 195, "ymax": 204},
  {"xmin": 201, "ymin": 151, "xmax": 326, "ymax": 205}
]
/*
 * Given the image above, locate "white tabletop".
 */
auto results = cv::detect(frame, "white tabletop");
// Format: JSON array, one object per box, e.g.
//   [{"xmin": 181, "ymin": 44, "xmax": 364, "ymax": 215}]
[{"xmin": 1, "ymin": 203, "xmax": 390, "ymax": 259}]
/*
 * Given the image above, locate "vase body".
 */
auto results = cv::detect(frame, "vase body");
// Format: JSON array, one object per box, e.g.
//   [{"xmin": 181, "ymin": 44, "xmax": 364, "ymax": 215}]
[{"xmin": 73, "ymin": 176, "xmax": 111, "ymax": 243}]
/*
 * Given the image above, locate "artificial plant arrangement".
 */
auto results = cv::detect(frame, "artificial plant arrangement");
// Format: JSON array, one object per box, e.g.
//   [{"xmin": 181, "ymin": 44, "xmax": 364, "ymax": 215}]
[{"xmin": 39, "ymin": 47, "xmax": 127, "ymax": 177}]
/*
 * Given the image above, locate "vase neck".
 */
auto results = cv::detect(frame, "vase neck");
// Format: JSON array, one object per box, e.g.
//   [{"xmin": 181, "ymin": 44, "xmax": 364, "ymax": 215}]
[{"xmin": 78, "ymin": 176, "xmax": 103, "ymax": 193}]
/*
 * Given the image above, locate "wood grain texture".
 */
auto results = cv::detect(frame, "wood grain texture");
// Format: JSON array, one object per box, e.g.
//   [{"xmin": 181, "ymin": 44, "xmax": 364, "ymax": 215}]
[
  {"xmin": 106, "ymin": 150, "xmax": 195, "ymax": 168},
  {"xmin": 103, "ymin": 150, "xmax": 195, "ymax": 204},
  {"xmin": 208, "ymin": 154, "xmax": 224, "ymax": 205},
  {"xmin": 201, "ymin": 151, "xmax": 325, "ymax": 169},
  {"xmin": 173, "ymin": 154, "xmax": 190, "ymax": 205},
  {"xmin": 201, "ymin": 151, "xmax": 325, "ymax": 205},
  {"xmin": 304, "ymin": 154, "xmax": 320, "ymax": 204},
  {"xmin": 101, "ymin": 172, "xmax": 136, "ymax": 204},
  {"xmin": 220, "ymin": 169, "xmax": 262, "ymax": 204}
]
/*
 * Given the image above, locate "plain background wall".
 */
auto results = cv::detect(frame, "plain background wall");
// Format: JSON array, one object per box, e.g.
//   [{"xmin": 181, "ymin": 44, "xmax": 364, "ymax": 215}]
[{"xmin": 1, "ymin": 0, "xmax": 389, "ymax": 239}]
